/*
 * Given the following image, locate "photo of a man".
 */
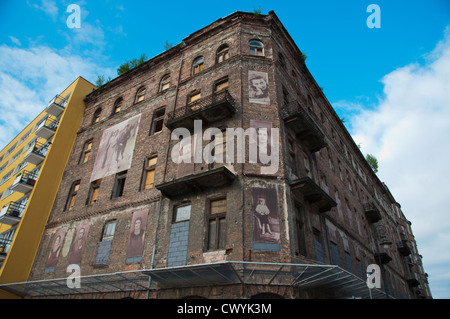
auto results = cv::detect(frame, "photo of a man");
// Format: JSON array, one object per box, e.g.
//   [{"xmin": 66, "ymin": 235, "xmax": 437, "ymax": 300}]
[
  {"xmin": 69, "ymin": 222, "xmax": 90, "ymax": 265},
  {"xmin": 249, "ymin": 71, "xmax": 270, "ymax": 105},
  {"xmin": 126, "ymin": 209, "xmax": 148, "ymax": 259},
  {"xmin": 45, "ymin": 227, "xmax": 67, "ymax": 270}
]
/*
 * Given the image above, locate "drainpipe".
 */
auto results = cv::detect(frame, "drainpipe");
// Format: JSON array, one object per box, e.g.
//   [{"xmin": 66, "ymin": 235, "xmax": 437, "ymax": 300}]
[{"xmin": 148, "ymin": 50, "xmax": 184, "ymax": 298}]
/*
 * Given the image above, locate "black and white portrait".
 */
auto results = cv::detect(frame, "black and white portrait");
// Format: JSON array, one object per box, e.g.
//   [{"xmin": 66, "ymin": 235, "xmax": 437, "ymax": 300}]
[{"xmin": 248, "ymin": 71, "xmax": 270, "ymax": 105}]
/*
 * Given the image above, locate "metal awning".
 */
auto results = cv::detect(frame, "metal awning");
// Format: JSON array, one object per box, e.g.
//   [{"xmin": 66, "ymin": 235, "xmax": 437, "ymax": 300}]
[{"xmin": 0, "ymin": 262, "xmax": 390, "ymax": 299}]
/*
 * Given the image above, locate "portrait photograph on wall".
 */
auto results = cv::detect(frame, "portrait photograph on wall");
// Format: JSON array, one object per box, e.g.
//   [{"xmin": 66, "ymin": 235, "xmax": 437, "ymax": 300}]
[
  {"xmin": 248, "ymin": 70, "xmax": 270, "ymax": 105},
  {"xmin": 90, "ymin": 114, "xmax": 141, "ymax": 182},
  {"xmin": 126, "ymin": 209, "xmax": 149, "ymax": 263},
  {"xmin": 251, "ymin": 187, "xmax": 281, "ymax": 252},
  {"xmin": 45, "ymin": 227, "xmax": 67, "ymax": 272},
  {"xmin": 68, "ymin": 222, "xmax": 90, "ymax": 265}
]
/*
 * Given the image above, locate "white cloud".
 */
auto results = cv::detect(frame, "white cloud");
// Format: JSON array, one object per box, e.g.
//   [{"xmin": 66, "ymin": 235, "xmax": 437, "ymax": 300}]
[
  {"xmin": 347, "ymin": 26, "xmax": 450, "ymax": 299},
  {"xmin": 28, "ymin": 0, "xmax": 59, "ymax": 20},
  {"xmin": 8, "ymin": 36, "xmax": 21, "ymax": 46},
  {"xmin": 0, "ymin": 44, "xmax": 114, "ymax": 148}
]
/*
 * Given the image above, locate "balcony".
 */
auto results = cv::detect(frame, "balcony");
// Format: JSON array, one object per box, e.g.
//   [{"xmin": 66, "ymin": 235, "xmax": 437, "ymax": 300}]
[
  {"xmin": 289, "ymin": 176, "xmax": 336, "ymax": 213},
  {"xmin": 363, "ymin": 202, "xmax": 382, "ymax": 223},
  {"xmin": 156, "ymin": 166, "xmax": 236, "ymax": 199},
  {"xmin": 10, "ymin": 170, "xmax": 38, "ymax": 193},
  {"xmin": 407, "ymin": 277, "xmax": 420, "ymax": 288},
  {"xmin": 397, "ymin": 239, "xmax": 412, "ymax": 256},
  {"xmin": 0, "ymin": 201, "xmax": 26, "ymax": 226},
  {"xmin": 0, "ymin": 238, "xmax": 12, "ymax": 262},
  {"xmin": 35, "ymin": 116, "xmax": 59, "ymax": 140},
  {"xmin": 23, "ymin": 142, "xmax": 50, "ymax": 165},
  {"xmin": 166, "ymin": 90, "xmax": 236, "ymax": 130},
  {"xmin": 280, "ymin": 102, "xmax": 327, "ymax": 153},
  {"xmin": 46, "ymin": 95, "xmax": 68, "ymax": 117},
  {"xmin": 374, "ymin": 252, "xmax": 392, "ymax": 264}
]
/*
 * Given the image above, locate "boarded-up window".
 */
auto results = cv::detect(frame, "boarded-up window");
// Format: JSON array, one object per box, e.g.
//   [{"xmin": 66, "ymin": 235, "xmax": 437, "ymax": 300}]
[{"xmin": 143, "ymin": 156, "xmax": 157, "ymax": 190}]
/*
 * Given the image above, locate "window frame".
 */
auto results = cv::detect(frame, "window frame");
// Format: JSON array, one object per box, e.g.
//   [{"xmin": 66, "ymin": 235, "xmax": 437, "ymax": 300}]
[
  {"xmin": 79, "ymin": 139, "xmax": 93, "ymax": 164},
  {"xmin": 192, "ymin": 56, "xmax": 204, "ymax": 75},
  {"xmin": 86, "ymin": 179, "xmax": 101, "ymax": 205},
  {"xmin": 112, "ymin": 97, "xmax": 123, "ymax": 115},
  {"xmin": 92, "ymin": 108, "xmax": 102, "ymax": 124},
  {"xmin": 205, "ymin": 196, "xmax": 227, "ymax": 251},
  {"xmin": 111, "ymin": 171, "xmax": 127, "ymax": 199},
  {"xmin": 65, "ymin": 180, "xmax": 81, "ymax": 211},
  {"xmin": 149, "ymin": 107, "xmax": 165, "ymax": 136},
  {"xmin": 141, "ymin": 156, "xmax": 157, "ymax": 191},
  {"xmin": 101, "ymin": 220, "xmax": 117, "ymax": 241},
  {"xmin": 216, "ymin": 44, "xmax": 229, "ymax": 64},
  {"xmin": 249, "ymin": 40, "xmax": 264, "ymax": 57},
  {"xmin": 135, "ymin": 87, "xmax": 146, "ymax": 104},
  {"xmin": 159, "ymin": 74, "xmax": 171, "ymax": 92}
]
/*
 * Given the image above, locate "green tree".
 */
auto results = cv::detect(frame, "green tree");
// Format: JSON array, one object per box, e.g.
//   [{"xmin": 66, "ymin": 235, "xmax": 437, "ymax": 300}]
[
  {"xmin": 117, "ymin": 53, "xmax": 148, "ymax": 76},
  {"xmin": 366, "ymin": 154, "xmax": 379, "ymax": 173}
]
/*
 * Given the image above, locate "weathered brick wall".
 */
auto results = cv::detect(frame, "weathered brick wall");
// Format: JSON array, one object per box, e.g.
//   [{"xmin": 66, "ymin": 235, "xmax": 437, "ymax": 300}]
[{"xmin": 27, "ymin": 11, "xmax": 423, "ymax": 299}]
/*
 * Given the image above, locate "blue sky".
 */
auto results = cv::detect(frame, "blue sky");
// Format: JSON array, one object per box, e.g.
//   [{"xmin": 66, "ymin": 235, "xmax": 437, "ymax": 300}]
[{"xmin": 1, "ymin": 0, "xmax": 450, "ymax": 298}]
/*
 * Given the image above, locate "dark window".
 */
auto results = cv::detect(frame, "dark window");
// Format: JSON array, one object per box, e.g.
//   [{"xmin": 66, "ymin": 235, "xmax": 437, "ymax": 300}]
[
  {"xmin": 86, "ymin": 179, "xmax": 101, "ymax": 205},
  {"xmin": 65, "ymin": 180, "xmax": 80, "ymax": 211},
  {"xmin": 79, "ymin": 139, "xmax": 93, "ymax": 164},
  {"xmin": 150, "ymin": 107, "xmax": 165, "ymax": 135},
  {"xmin": 111, "ymin": 171, "xmax": 127, "ymax": 198},
  {"xmin": 331, "ymin": 242, "xmax": 340, "ymax": 266},
  {"xmin": 92, "ymin": 108, "xmax": 102, "ymax": 124},
  {"xmin": 313, "ymin": 228, "xmax": 324, "ymax": 263},
  {"xmin": 112, "ymin": 98, "xmax": 123, "ymax": 114}
]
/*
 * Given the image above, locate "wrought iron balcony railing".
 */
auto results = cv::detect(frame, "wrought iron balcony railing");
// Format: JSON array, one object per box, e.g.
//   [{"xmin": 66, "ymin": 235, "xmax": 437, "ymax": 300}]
[
  {"xmin": 280, "ymin": 102, "xmax": 327, "ymax": 152},
  {"xmin": 166, "ymin": 90, "xmax": 236, "ymax": 130},
  {"xmin": 0, "ymin": 201, "xmax": 26, "ymax": 225}
]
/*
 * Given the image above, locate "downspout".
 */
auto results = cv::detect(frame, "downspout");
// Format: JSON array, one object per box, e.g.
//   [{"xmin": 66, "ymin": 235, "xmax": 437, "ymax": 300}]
[{"xmin": 148, "ymin": 50, "xmax": 184, "ymax": 298}]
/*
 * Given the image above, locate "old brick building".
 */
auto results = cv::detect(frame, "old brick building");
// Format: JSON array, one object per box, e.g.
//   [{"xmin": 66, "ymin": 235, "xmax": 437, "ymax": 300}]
[{"xmin": 3, "ymin": 11, "xmax": 431, "ymax": 299}]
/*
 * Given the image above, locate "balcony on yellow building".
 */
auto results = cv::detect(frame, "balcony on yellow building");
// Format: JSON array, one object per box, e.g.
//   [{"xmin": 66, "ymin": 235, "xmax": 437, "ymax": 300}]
[
  {"xmin": 10, "ymin": 170, "xmax": 38, "ymax": 194},
  {"xmin": 23, "ymin": 142, "xmax": 51, "ymax": 165},
  {"xmin": 0, "ymin": 201, "xmax": 26, "ymax": 226},
  {"xmin": 35, "ymin": 116, "xmax": 59, "ymax": 140},
  {"xmin": 46, "ymin": 95, "xmax": 68, "ymax": 117},
  {"xmin": 0, "ymin": 237, "xmax": 13, "ymax": 262}
]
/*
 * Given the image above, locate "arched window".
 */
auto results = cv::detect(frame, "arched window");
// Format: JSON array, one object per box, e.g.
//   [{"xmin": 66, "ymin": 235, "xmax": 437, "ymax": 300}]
[
  {"xmin": 135, "ymin": 87, "xmax": 146, "ymax": 104},
  {"xmin": 159, "ymin": 74, "xmax": 171, "ymax": 92},
  {"xmin": 92, "ymin": 108, "xmax": 102, "ymax": 124},
  {"xmin": 216, "ymin": 44, "xmax": 229, "ymax": 64},
  {"xmin": 112, "ymin": 97, "xmax": 123, "ymax": 115},
  {"xmin": 249, "ymin": 40, "xmax": 264, "ymax": 57},
  {"xmin": 192, "ymin": 56, "xmax": 204, "ymax": 75}
]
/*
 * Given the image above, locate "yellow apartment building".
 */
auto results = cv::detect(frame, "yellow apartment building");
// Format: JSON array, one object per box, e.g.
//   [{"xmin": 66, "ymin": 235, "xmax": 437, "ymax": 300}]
[{"xmin": 0, "ymin": 77, "xmax": 95, "ymax": 298}]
